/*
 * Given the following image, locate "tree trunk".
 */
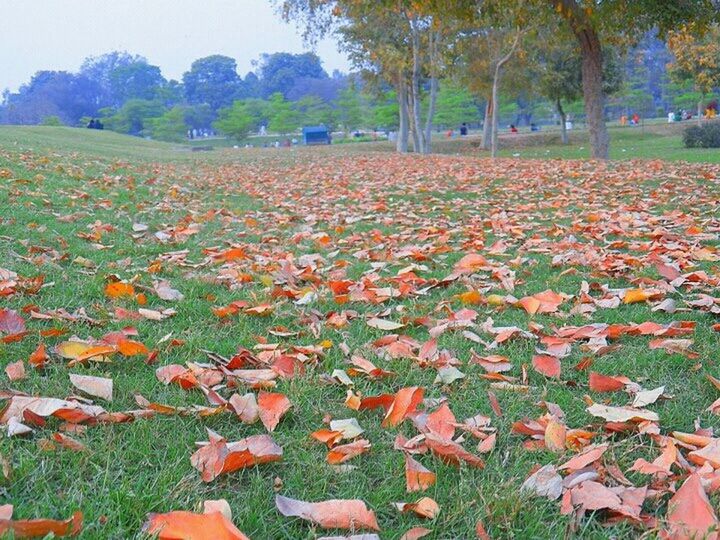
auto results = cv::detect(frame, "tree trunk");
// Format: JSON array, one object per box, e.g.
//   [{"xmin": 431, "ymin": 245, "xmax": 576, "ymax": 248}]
[
  {"xmin": 490, "ymin": 30, "xmax": 521, "ymax": 158},
  {"xmin": 698, "ymin": 99, "xmax": 703, "ymax": 126},
  {"xmin": 422, "ymin": 29, "xmax": 440, "ymax": 155},
  {"xmin": 579, "ymin": 33, "xmax": 609, "ymax": 159},
  {"xmin": 396, "ymin": 79, "xmax": 409, "ymax": 153},
  {"xmin": 490, "ymin": 65, "xmax": 502, "ymax": 158},
  {"xmin": 557, "ymin": 99, "xmax": 568, "ymax": 145},
  {"xmin": 423, "ymin": 76, "xmax": 438, "ymax": 154},
  {"xmin": 410, "ymin": 19, "xmax": 425, "ymax": 154},
  {"xmin": 556, "ymin": 0, "xmax": 609, "ymax": 159},
  {"xmin": 482, "ymin": 99, "xmax": 492, "ymax": 150}
]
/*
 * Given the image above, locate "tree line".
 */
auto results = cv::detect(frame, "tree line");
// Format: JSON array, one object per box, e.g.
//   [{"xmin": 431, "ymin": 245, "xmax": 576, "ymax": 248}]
[{"xmin": 279, "ymin": 0, "xmax": 720, "ymax": 158}]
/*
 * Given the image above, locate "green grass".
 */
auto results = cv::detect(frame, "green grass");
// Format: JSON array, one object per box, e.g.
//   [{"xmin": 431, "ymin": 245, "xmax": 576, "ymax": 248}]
[{"xmin": 1, "ymin": 126, "xmax": 720, "ymax": 539}]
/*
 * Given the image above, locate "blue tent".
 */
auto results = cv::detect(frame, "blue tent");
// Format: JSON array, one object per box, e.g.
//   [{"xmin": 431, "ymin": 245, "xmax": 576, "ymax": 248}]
[{"xmin": 302, "ymin": 125, "xmax": 331, "ymax": 145}]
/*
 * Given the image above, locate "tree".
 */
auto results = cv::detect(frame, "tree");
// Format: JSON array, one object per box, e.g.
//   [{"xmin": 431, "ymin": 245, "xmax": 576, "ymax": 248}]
[
  {"xmin": 335, "ymin": 81, "xmax": 364, "ymax": 131},
  {"xmin": 295, "ymin": 94, "xmax": 335, "ymax": 127},
  {"xmin": 279, "ymin": 0, "xmax": 448, "ymax": 154},
  {"xmin": 101, "ymin": 99, "xmax": 164, "ymax": 136},
  {"xmin": 40, "ymin": 115, "xmax": 63, "ymax": 126},
  {"xmin": 432, "ymin": 84, "xmax": 478, "ymax": 128},
  {"xmin": 667, "ymin": 23, "xmax": 720, "ymax": 125},
  {"xmin": 214, "ymin": 101, "xmax": 255, "ymax": 140},
  {"xmin": 258, "ymin": 52, "xmax": 328, "ymax": 97},
  {"xmin": 267, "ymin": 92, "xmax": 302, "ymax": 134},
  {"xmin": 147, "ymin": 106, "xmax": 187, "ymax": 142},
  {"xmin": 108, "ymin": 60, "xmax": 165, "ymax": 106},
  {"xmin": 183, "ymin": 55, "xmax": 242, "ymax": 112},
  {"xmin": 80, "ymin": 51, "xmax": 146, "ymax": 108},
  {"xmin": 0, "ymin": 71, "xmax": 99, "ymax": 125},
  {"xmin": 545, "ymin": 0, "xmax": 716, "ymax": 158}
]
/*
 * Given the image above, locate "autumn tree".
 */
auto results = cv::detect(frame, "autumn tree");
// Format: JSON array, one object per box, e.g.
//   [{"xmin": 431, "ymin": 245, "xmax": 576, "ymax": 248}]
[
  {"xmin": 542, "ymin": 0, "xmax": 718, "ymax": 158},
  {"xmin": 278, "ymin": 0, "xmax": 450, "ymax": 154},
  {"xmin": 667, "ymin": 23, "xmax": 720, "ymax": 125}
]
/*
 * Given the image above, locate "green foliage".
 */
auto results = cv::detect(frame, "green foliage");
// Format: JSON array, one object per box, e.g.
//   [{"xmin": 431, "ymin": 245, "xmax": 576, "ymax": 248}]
[
  {"xmin": 213, "ymin": 101, "xmax": 255, "ymax": 141},
  {"xmin": 101, "ymin": 99, "xmax": 165, "ymax": 136},
  {"xmin": 371, "ymin": 91, "xmax": 399, "ymax": 128},
  {"xmin": 40, "ymin": 115, "xmax": 63, "ymax": 126},
  {"xmin": 267, "ymin": 93, "xmax": 302, "ymax": 134},
  {"xmin": 335, "ymin": 83, "xmax": 364, "ymax": 131},
  {"xmin": 295, "ymin": 95, "xmax": 335, "ymax": 127},
  {"xmin": 683, "ymin": 123, "xmax": 720, "ymax": 148},
  {"xmin": 433, "ymin": 84, "xmax": 479, "ymax": 127},
  {"xmin": 146, "ymin": 106, "xmax": 187, "ymax": 142}
]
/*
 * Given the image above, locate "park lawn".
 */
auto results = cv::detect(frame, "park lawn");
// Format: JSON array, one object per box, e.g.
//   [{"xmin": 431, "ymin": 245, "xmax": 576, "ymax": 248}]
[{"xmin": 0, "ymin": 126, "xmax": 720, "ymax": 539}]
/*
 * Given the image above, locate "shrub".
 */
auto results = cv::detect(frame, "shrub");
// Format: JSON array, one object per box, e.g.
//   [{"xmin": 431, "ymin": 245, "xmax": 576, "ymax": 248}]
[{"xmin": 683, "ymin": 123, "xmax": 720, "ymax": 148}]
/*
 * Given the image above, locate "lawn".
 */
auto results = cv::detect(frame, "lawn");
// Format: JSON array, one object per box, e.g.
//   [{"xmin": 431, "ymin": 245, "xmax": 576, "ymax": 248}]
[{"xmin": 1, "ymin": 126, "xmax": 720, "ymax": 539}]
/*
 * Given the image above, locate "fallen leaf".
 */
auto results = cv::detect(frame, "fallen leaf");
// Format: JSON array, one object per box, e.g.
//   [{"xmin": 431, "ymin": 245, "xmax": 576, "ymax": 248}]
[
  {"xmin": 275, "ymin": 495, "xmax": 380, "ymax": 531},
  {"xmin": 258, "ymin": 392, "xmax": 291, "ymax": 432},
  {"xmin": 405, "ymin": 454, "xmax": 436, "ymax": 492},
  {"xmin": 69, "ymin": 374, "xmax": 113, "ymax": 401}
]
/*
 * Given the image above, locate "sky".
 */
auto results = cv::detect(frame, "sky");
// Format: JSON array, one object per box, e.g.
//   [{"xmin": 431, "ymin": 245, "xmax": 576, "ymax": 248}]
[{"xmin": 1, "ymin": 0, "xmax": 351, "ymax": 92}]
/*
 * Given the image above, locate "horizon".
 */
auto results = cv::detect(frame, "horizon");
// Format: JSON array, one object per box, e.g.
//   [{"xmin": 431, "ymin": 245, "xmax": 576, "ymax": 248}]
[{"xmin": 1, "ymin": 0, "xmax": 350, "ymax": 92}]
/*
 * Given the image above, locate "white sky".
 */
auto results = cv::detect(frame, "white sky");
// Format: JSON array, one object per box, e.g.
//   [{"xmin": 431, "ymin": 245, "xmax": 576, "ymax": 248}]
[{"xmin": 0, "ymin": 0, "xmax": 350, "ymax": 92}]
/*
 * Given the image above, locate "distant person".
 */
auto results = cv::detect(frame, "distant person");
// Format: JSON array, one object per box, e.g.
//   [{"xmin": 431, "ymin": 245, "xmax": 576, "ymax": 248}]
[
  {"xmin": 446, "ymin": 129, "xmax": 453, "ymax": 138},
  {"xmin": 510, "ymin": 124, "xmax": 518, "ymax": 134},
  {"xmin": 667, "ymin": 111, "xmax": 674, "ymax": 123},
  {"xmin": 620, "ymin": 114, "xmax": 627, "ymax": 126},
  {"xmin": 674, "ymin": 110, "xmax": 682, "ymax": 122},
  {"xmin": 95, "ymin": 119, "xmax": 103, "ymax": 130},
  {"xmin": 87, "ymin": 119, "xmax": 96, "ymax": 129},
  {"xmin": 530, "ymin": 123, "xmax": 539, "ymax": 132},
  {"xmin": 632, "ymin": 113, "xmax": 640, "ymax": 125},
  {"xmin": 460, "ymin": 122, "xmax": 468, "ymax": 136}
]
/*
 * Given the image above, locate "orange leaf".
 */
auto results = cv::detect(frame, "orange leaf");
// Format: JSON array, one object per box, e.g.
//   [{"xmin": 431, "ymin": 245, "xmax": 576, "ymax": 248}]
[
  {"xmin": 382, "ymin": 386, "xmax": 424, "ymax": 428},
  {"xmin": 191, "ymin": 432, "xmax": 282, "ymax": 482},
  {"xmin": 274, "ymin": 495, "xmax": 380, "ymax": 531},
  {"xmin": 258, "ymin": 392, "xmax": 291, "ymax": 432},
  {"xmin": 544, "ymin": 417, "xmax": 566, "ymax": 453},
  {"xmin": 117, "ymin": 339, "xmax": 149, "ymax": 357},
  {"xmin": 666, "ymin": 474, "xmax": 717, "ymax": 538},
  {"xmin": 623, "ymin": 288, "xmax": 650, "ymax": 304},
  {"xmin": 405, "ymin": 454, "xmax": 436, "ymax": 492},
  {"xmin": 28, "ymin": 343, "xmax": 48, "ymax": 369},
  {"xmin": 0, "ymin": 510, "xmax": 82, "ymax": 538},
  {"xmin": 104, "ymin": 282, "xmax": 135, "ymax": 299},
  {"xmin": 588, "ymin": 372, "xmax": 627, "ymax": 392},
  {"xmin": 144, "ymin": 510, "xmax": 250, "ymax": 540},
  {"xmin": 327, "ymin": 439, "xmax": 371, "ymax": 464},
  {"xmin": 532, "ymin": 355, "xmax": 561, "ymax": 378},
  {"xmin": 5, "ymin": 360, "xmax": 26, "ymax": 381}
]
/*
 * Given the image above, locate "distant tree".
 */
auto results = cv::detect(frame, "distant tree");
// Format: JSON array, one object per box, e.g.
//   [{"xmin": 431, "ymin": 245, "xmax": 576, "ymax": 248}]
[
  {"xmin": 241, "ymin": 72, "xmax": 262, "ymax": 99},
  {"xmin": 371, "ymin": 91, "xmax": 399, "ymax": 129},
  {"xmin": 267, "ymin": 92, "xmax": 302, "ymax": 134},
  {"xmin": 183, "ymin": 55, "xmax": 242, "ymax": 112},
  {"xmin": 214, "ymin": 101, "xmax": 255, "ymax": 140},
  {"xmin": 335, "ymin": 82, "xmax": 364, "ymax": 131},
  {"xmin": 156, "ymin": 79, "xmax": 184, "ymax": 108},
  {"xmin": 432, "ymin": 84, "xmax": 479, "ymax": 128},
  {"xmin": 146, "ymin": 106, "xmax": 187, "ymax": 142},
  {"xmin": 109, "ymin": 60, "xmax": 165, "ymax": 106},
  {"xmin": 184, "ymin": 103, "xmax": 215, "ymax": 130},
  {"xmin": 668, "ymin": 23, "xmax": 720, "ymax": 125},
  {"xmin": 0, "ymin": 71, "xmax": 99, "ymax": 125},
  {"xmin": 40, "ymin": 115, "xmax": 63, "ymax": 126},
  {"xmin": 80, "ymin": 51, "xmax": 146, "ymax": 108},
  {"xmin": 295, "ymin": 95, "xmax": 335, "ymax": 127},
  {"xmin": 258, "ymin": 52, "xmax": 328, "ymax": 97},
  {"xmin": 102, "ymin": 99, "xmax": 164, "ymax": 136}
]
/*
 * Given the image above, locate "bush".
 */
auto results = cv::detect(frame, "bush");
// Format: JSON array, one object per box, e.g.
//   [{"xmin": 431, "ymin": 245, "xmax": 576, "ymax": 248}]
[
  {"xmin": 683, "ymin": 123, "xmax": 720, "ymax": 148},
  {"xmin": 40, "ymin": 115, "xmax": 63, "ymax": 126}
]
